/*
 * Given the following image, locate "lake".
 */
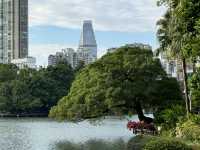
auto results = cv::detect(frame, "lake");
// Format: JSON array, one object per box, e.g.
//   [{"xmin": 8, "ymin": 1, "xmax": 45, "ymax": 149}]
[{"xmin": 0, "ymin": 116, "xmax": 139, "ymax": 150}]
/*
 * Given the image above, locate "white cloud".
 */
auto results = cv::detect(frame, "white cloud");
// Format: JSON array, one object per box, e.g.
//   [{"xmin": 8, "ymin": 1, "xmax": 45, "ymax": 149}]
[{"xmin": 29, "ymin": 0, "xmax": 165, "ymax": 32}]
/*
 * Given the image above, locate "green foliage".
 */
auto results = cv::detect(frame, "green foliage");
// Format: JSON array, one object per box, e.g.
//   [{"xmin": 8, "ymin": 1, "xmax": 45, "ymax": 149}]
[
  {"xmin": 154, "ymin": 105, "xmax": 186, "ymax": 130},
  {"xmin": 144, "ymin": 138, "xmax": 192, "ymax": 150},
  {"xmin": 189, "ymin": 114, "xmax": 200, "ymax": 124},
  {"xmin": 189, "ymin": 68, "xmax": 200, "ymax": 111},
  {"xmin": 157, "ymin": 0, "xmax": 200, "ymax": 58},
  {"xmin": 55, "ymin": 139, "xmax": 126, "ymax": 150},
  {"xmin": 127, "ymin": 135, "xmax": 158, "ymax": 150},
  {"xmin": 74, "ymin": 60, "xmax": 85, "ymax": 73},
  {"xmin": 50, "ymin": 46, "xmax": 182, "ymax": 121},
  {"xmin": 176, "ymin": 119, "xmax": 200, "ymax": 143},
  {"xmin": 0, "ymin": 64, "xmax": 18, "ymax": 82},
  {"xmin": 157, "ymin": 0, "xmax": 200, "ymax": 115},
  {"xmin": 0, "ymin": 62, "xmax": 74, "ymax": 114}
]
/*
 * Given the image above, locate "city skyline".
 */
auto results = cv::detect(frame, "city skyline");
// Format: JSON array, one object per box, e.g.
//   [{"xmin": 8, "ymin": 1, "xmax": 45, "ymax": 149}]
[
  {"xmin": 28, "ymin": 0, "xmax": 165, "ymax": 66},
  {"xmin": 48, "ymin": 20, "xmax": 97, "ymax": 68}
]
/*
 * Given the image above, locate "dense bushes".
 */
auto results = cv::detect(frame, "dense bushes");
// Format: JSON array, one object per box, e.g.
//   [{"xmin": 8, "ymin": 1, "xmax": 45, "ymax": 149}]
[
  {"xmin": 58, "ymin": 136, "xmax": 193, "ymax": 150},
  {"xmin": 127, "ymin": 135, "xmax": 158, "ymax": 150},
  {"xmin": 144, "ymin": 138, "xmax": 192, "ymax": 150},
  {"xmin": 176, "ymin": 119, "xmax": 200, "ymax": 143},
  {"xmin": 56, "ymin": 137, "xmax": 190, "ymax": 150},
  {"xmin": 55, "ymin": 139, "xmax": 126, "ymax": 150},
  {"xmin": 154, "ymin": 105, "xmax": 185, "ymax": 130}
]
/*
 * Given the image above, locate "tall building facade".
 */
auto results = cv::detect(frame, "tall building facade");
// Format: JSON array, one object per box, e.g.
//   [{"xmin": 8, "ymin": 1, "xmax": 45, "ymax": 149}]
[
  {"xmin": 0, "ymin": 0, "xmax": 28, "ymax": 64},
  {"xmin": 159, "ymin": 52, "xmax": 193, "ymax": 81},
  {"xmin": 48, "ymin": 48, "xmax": 78, "ymax": 68},
  {"xmin": 11, "ymin": 56, "xmax": 36, "ymax": 69},
  {"xmin": 78, "ymin": 20, "xmax": 97, "ymax": 64}
]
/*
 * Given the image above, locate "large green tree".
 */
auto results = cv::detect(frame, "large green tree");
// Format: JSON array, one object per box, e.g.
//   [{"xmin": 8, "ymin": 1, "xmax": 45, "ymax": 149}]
[{"xmin": 50, "ymin": 46, "xmax": 182, "ymax": 123}]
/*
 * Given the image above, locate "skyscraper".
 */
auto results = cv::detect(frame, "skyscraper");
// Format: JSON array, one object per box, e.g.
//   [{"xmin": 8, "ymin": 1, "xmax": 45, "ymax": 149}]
[
  {"xmin": 78, "ymin": 20, "xmax": 97, "ymax": 64},
  {"xmin": 0, "ymin": 0, "xmax": 28, "ymax": 63},
  {"xmin": 48, "ymin": 20, "xmax": 98, "ymax": 68}
]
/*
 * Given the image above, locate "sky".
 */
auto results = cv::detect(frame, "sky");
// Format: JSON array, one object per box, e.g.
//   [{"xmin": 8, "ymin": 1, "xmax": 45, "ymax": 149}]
[{"xmin": 29, "ymin": 0, "xmax": 166, "ymax": 66}]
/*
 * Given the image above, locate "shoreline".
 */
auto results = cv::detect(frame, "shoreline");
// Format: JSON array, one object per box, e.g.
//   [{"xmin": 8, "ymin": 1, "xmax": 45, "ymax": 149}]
[{"xmin": 0, "ymin": 113, "xmax": 48, "ymax": 118}]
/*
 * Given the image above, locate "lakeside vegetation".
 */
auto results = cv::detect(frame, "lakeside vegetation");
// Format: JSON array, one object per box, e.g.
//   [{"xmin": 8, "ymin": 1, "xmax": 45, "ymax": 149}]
[
  {"xmin": 51, "ymin": 0, "xmax": 200, "ymax": 149},
  {"xmin": 0, "ymin": 62, "xmax": 75, "ymax": 115},
  {"xmin": 55, "ymin": 135, "xmax": 199, "ymax": 150},
  {"xmin": 0, "ymin": 0, "xmax": 199, "ymax": 149}
]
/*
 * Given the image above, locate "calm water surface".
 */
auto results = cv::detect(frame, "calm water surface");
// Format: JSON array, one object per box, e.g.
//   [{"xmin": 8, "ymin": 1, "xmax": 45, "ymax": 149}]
[{"xmin": 0, "ymin": 116, "xmax": 138, "ymax": 150}]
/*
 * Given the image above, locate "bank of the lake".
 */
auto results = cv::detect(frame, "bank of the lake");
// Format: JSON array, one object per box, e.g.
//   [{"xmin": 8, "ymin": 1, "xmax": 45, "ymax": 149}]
[{"xmin": 0, "ymin": 113, "xmax": 48, "ymax": 118}]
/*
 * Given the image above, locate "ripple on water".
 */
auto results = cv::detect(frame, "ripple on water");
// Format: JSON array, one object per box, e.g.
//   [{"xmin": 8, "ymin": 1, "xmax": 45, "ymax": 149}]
[{"xmin": 0, "ymin": 116, "xmax": 141, "ymax": 150}]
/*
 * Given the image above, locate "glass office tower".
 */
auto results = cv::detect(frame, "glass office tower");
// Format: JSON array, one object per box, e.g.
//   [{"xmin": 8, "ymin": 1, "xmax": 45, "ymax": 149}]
[{"xmin": 78, "ymin": 20, "xmax": 97, "ymax": 64}]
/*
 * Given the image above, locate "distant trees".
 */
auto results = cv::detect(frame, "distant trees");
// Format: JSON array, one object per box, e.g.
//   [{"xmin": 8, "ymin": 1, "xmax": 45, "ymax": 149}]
[
  {"xmin": 49, "ymin": 46, "xmax": 182, "ymax": 122},
  {"xmin": 0, "ymin": 62, "xmax": 74, "ymax": 114}
]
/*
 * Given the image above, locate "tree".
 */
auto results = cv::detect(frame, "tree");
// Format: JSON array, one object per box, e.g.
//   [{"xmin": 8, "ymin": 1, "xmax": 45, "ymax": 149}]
[
  {"xmin": 74, "ymin": 60, "xmax": 85, "ymax": 73},
  {"xmin": 157, "ymin": 0, "xmax": 200, "ymax": 115},
  {"xmin": 25, "ymin": 62, "xmax": 74, "ymax": 113},
  {"xmin": 49, "ymin": 46, "xmax": 182, "ymax": 123},
  {"xmin": 0, "ymin": 64, "xmax": 18, "ymax": 83},
  {"xmin": 0, "ymin": 62, "xmax": 75, "ymax": 114}
]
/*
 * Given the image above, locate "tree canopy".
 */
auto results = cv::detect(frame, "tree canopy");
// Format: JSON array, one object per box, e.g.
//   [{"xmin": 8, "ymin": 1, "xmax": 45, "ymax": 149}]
[
  {"xmin": 49, "ymin": 46, "xmax": 182, "ymax": 122},
  {"xmin": 0, "ymin": 62, "xmax": 74, "ymax": 114}
]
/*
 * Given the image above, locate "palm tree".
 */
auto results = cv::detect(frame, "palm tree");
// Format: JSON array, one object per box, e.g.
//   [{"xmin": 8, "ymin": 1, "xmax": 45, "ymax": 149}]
[{"xmin": 157, "ymin": 0, "xmax": 191, "ymax": 116}]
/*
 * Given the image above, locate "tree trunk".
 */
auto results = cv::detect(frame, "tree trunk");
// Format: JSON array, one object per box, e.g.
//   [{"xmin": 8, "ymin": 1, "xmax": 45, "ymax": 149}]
[
  {"xmin": 191, "ymin": 59, "xmax": 196, "ymax": 112},
  {"xmin": 134, "ymin": 101, "xmax": 153, "ymax": 124},
  {"xmin": 181, "ymin": 58, "xmax": 190, "ymax": 117}
]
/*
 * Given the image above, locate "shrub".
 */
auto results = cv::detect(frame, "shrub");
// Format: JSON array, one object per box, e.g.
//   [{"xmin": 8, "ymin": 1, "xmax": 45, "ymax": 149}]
[
  {"xmin": 127, "ymin": 135, "xmax": 158, "ymax": 150},
  {"xmin": 55, "ymin": 139, "xmax": 126, "ymax": 150},
  {"xmin": 144, "ymin": 138, "xmax": 192, "ymax": 150},
  {"xmin": 154, "ymin": 105, "xmax": 185, "ymax": 130},
  {"xmin": 176, "ymin": 120, "xmax": 200, "ymax": 143},
  {"xmin": 55, "ymin": 141, "xmax": 82, "ymax": 150},
  {"xmin": 190, "ymin": 114, "xmax": 200, "ymax": 124}
]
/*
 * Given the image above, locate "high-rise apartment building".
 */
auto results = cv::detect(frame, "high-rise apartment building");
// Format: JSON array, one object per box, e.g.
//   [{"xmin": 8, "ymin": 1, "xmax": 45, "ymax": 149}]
[
  {"xmin": 159, "ymin": 52, "xmax": 193, "ymax": 80},
  {"xmin": 0, "ymin": 0, "xmax": 28, "ymax": 63},
  {"xmin": 48, "ymin": 48, "xmax": 78, "ymax": 68}
]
